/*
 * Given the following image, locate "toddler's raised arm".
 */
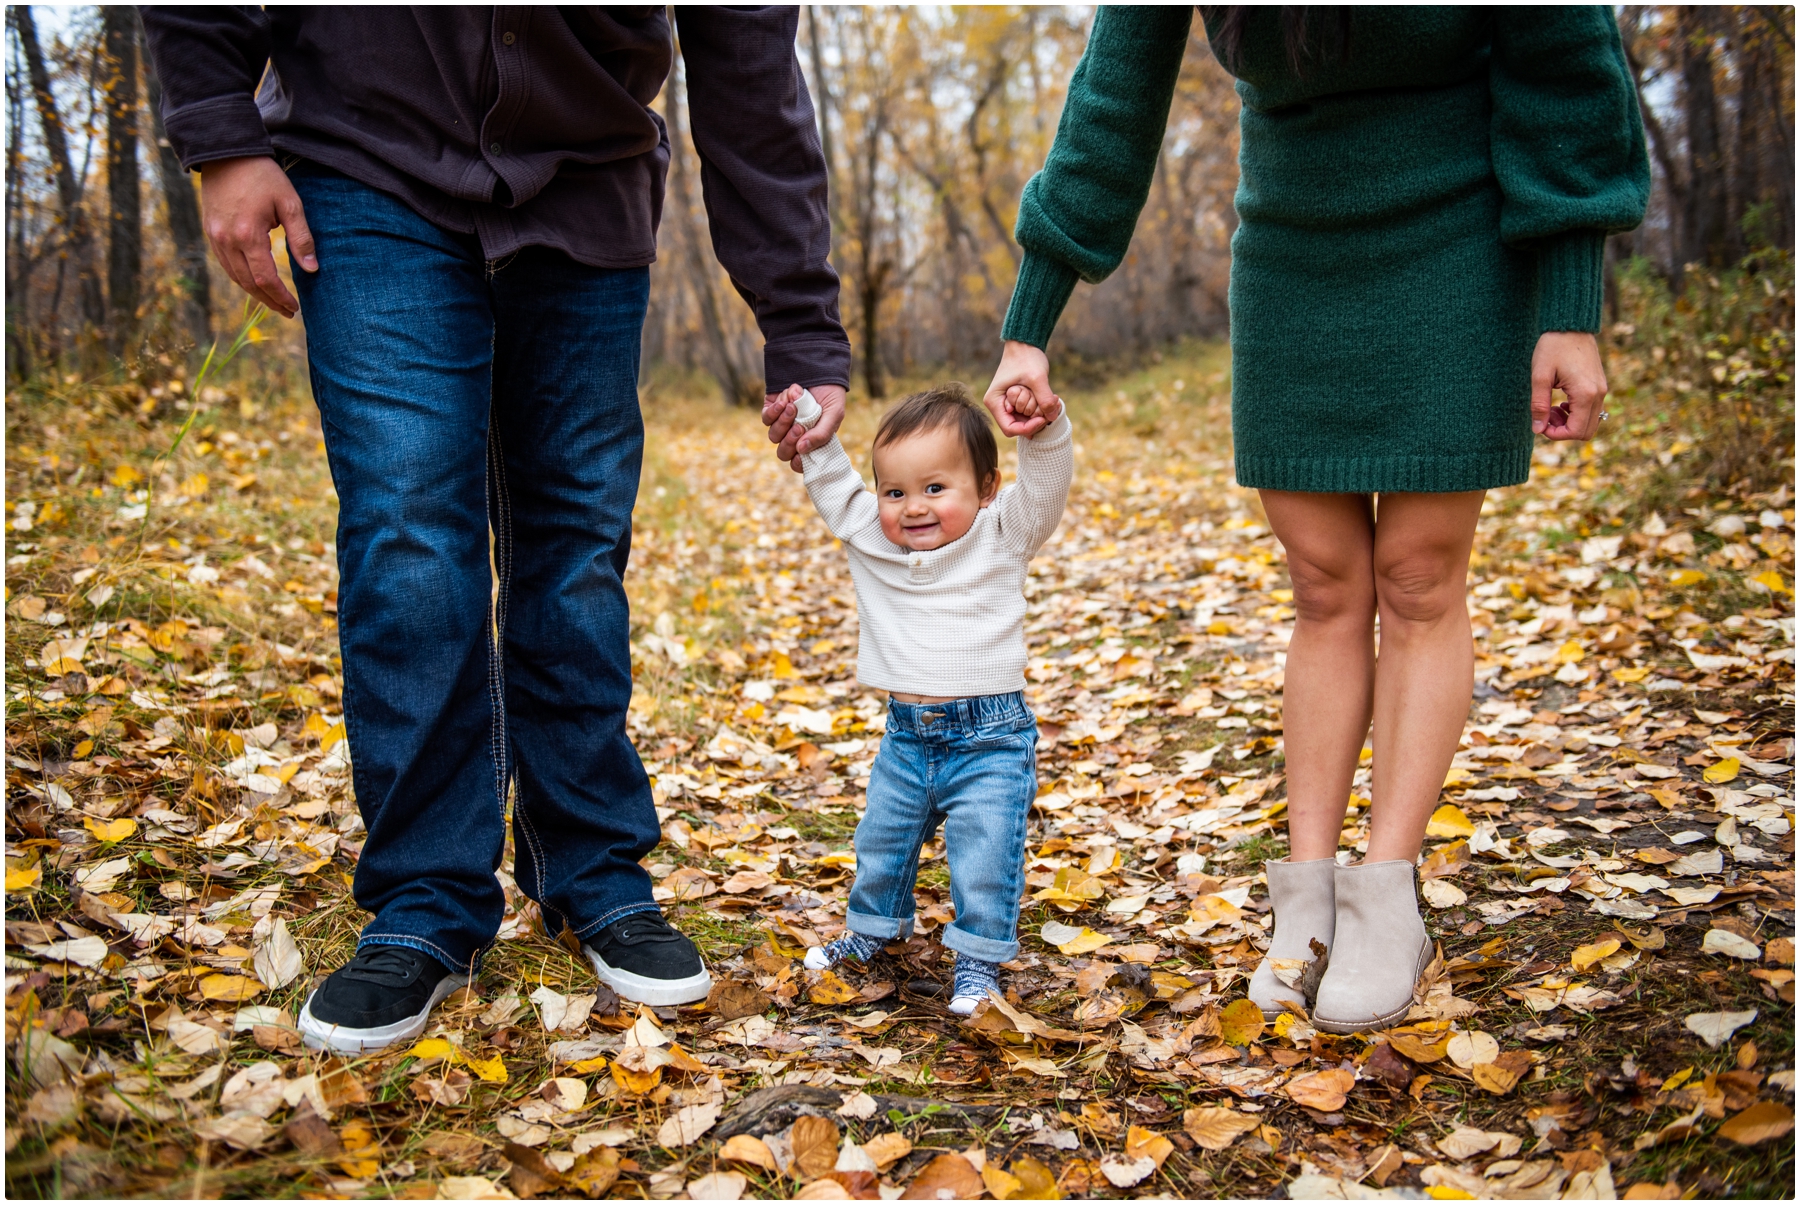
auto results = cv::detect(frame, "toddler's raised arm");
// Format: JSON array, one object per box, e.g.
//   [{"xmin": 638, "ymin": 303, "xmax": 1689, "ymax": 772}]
[
  {"xmin": 800, "ymin": 437, "xmax": 884, "ymax": 547},
  {"xmin": 994, "ymin": 411, "xmax": 1075, "ymax": 557}
]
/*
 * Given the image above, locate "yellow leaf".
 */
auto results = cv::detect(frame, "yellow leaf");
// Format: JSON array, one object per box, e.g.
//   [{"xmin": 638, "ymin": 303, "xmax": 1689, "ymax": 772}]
[
  {"xmin": 319, "ymin": 722, "xmax": 347, "ymax": 752},
  {"xmin": 567, "ymin": 1055, "xmax": 609, "ymax": 1075},
  {"xmin": 42, "ymin": 657, "xmax": 84, "ymax": 677},
  {"xmin": 1425, "ymin": 804, "xmax": 1475, "ymax": 839},
  {"xmin": 179, "ymin": 473, "xmax": 209, "ymax": 498},
  {"xmin": 83, "ymin": 816, "xmax": 137, "ymax": 844},
  {"xmin": 405, "ymin": 1038, "xmax": 458, "ymax": 1062},
  {"xmin": 1054, "ymin": 928, "xmax": 1113, "ymax": 956},
  {"xmin": 302, "ymin": 713, "xmax": 332, "ymax": 739},
  {"xmin": 6, "ymin": 866, "xmax": 42, "ymax": 892},
  {"xmin": 1749, "ymin": 570, "xmax": 1791, "ymax": 595},
  {"xmin": 1219, "ymin": 998, "xmax": 1265, "ymax": 1046},
  {"xmin": 1426, "ymin": 1189, "xmax": 1476, "ymax": 1200},
  {"xmin": 611, "ymin": 1061, "xmax": 661, "ymax": 1094},
  {"xmin": 1660, "ymin": 1067, "xmax": 1695, "ymax": 1092},
  {"xmin": 1669, "ymin": 568, "xmax": 1707, "ymax": 587},
  {"xmin": 1442, "ymin": 766, "xmax": 1473, "ymax": 787},
  {"xmin": 110, "ymin": 463, "xmax": 144, "ymax": 487},
  {"xmin": 982, "ymin": 1166, "xmax": 1024, "ymax": 1200},
  {"xmin": 1570, "ymin": 939, "xmax": 1622, "ymax": 972},
  {"xmin": 1553, "ymin": 640, "xmax": 1585, "ymax": 664},
  {"xmin": 1611, "ymin": 666, "xmax": 1652, "ymax": 682},
  {"xmin": 1703, "ymin": 758, "xmax": 1740, "ymax": 785},
  {"xmin": 461, "ymin": 1053, "xmax": 507, "ymax": 1083},
  {"xmin": 1270, "ymin": 589, "xmax": 1294, "ymax": 603},
  {"xmin": 71, "ymin": 739, "xmax": 94, "ymax": 759},
  {"xmin": 198, "ymin": 974, "xmax": 263, "ymax": 1002},
  {"xmin": 809, "ymin": 970, "xmax": 864, "ymax": 1005},
  {"xmin": 1124, "ymin": 1125, "xmax": 1175, "ymax": 1169},
  {"xmin": 771, "ymin": 653, "xmax": 798, "ymax": 679}
]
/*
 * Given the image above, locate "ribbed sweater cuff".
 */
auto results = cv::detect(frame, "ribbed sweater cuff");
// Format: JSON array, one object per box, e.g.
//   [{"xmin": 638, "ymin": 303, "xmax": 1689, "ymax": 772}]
[
  {"xmin": 1536, "ymin": 230, "xmax": 1606, "ymax": 334},
  {"xmin": 1000, "ymin": 253, "xmax": 1080, "ymax": 349}
]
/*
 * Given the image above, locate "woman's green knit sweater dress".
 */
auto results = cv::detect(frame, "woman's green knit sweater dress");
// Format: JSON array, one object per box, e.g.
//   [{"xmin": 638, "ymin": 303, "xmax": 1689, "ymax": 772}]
[{"xmin": 1002, "ymin": 7, "xmax": 1651, "ymax": 494}]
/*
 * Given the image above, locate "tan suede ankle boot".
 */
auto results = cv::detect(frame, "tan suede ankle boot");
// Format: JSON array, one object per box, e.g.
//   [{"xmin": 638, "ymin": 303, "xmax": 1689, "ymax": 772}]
[
  {"xmin": 1248, "ymin": 857, "xmax": 1337, "ymax": 1019},
  {"xmin": 1312, "ymin": 859, "xmax": 1431, "ymax": 1034}
]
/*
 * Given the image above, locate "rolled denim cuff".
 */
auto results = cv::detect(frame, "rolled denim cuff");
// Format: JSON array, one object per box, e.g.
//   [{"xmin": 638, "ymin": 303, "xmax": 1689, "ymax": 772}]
[
  {"xmin": 359, "ymin": 933, "xmax": 478, "ymax": 975},
  {"xmin": 845, "ymin": 909, "xmax": 915, "ymax": 941},
  {"xmin": 939, "ymin": 923, "xmax": 1019, "ymax": 964}
]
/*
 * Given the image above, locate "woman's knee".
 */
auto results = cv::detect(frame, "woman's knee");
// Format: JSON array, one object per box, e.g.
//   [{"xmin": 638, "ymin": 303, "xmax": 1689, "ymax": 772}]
[
  {"xmin": 1287, "ymin": 555, "xmax": 1376, "ymax": 625},
  {"xmin": 1373, "ymin": 549, "xmax": 1467, "ymax": 625}
]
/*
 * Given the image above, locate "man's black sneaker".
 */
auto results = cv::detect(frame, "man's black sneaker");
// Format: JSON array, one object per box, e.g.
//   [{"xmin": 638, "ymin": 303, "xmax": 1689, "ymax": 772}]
[
  {"xmin": 583, "ymin": 910, "xmax": 712, "ymax": 1005},
  {"xmin": 297, "ymin": 945, "xmax": 468, "ymax": 1054}
]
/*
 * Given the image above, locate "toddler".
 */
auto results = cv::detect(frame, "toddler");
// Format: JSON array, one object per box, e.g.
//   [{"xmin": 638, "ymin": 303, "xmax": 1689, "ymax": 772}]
[{"xmin": 770, "ymin": 381, "xmax": 1073, "ymax": 1014}]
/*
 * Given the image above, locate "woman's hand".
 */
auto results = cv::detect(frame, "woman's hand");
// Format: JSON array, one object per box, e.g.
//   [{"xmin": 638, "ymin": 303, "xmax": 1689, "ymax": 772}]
[
  {"xmin": 762, "ymin": 383, "xmax": 847, "ymax": 473},
  {"xmin": 1530, "ymin": 331, "xmax": 1610, "ymax": 441},
  {"xmin": 983, "ymin": 340, "xmax": 1058, "ymax": 438}
]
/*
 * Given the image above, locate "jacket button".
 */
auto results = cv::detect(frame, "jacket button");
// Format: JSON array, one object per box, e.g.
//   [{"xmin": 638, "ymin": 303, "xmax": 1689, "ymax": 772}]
[
  {"xmin": 502, "ymin": 31, "xmax": 516, "ymax": 45},
  {"xmin": 490, "ymin": 142, "xmax": 502, "ymax": 154}
]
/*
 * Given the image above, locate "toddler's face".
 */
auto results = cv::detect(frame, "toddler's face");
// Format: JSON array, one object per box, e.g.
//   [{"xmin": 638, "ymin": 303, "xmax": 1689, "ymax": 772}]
[{"xmin": 872, "ymin": 425, "xmax": 997, "ymax": 551}]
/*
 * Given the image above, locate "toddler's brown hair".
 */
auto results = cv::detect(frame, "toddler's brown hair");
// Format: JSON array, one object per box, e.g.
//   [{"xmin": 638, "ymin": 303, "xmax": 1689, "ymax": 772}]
[{"xmin": 872, "ymin": 383, "xmax": 999, "ymax": 491}]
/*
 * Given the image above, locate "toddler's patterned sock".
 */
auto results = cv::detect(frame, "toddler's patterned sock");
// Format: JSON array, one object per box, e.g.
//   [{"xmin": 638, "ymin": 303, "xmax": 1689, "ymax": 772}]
[
  {"xmin": 948, "ymin": 954, "xmax": 1002, "ymax": 1015},
  {"xmin": 803, "ymin": 932, "xmax": 885, "ymax": 971}
]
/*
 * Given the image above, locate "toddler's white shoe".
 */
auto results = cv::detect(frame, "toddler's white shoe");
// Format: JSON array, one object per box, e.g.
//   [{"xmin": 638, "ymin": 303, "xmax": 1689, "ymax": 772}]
[
  {"xmin": 948, "ymin": 994, "xmax": 982, "ymax": 1016},
  {"xmin": 803, "ymin": 946, "xmax": 831, "ymax": 971}
]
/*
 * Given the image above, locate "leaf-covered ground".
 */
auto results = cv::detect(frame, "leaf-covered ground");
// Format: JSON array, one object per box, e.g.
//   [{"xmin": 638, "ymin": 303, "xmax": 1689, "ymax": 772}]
[{"xmin": 5, "ymin": 342, "xmax": 1794, "ymax": 1200}]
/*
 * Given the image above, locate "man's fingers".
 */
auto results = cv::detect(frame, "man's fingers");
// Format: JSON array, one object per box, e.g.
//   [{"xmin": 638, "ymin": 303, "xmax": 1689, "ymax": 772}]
[
  {"xmin": 244, "ymin": 243, "xmax": 299, "ymax": 316},
  {"xmin": 277, "ymin": 193, "xmax": 318, "ymax": 273}
]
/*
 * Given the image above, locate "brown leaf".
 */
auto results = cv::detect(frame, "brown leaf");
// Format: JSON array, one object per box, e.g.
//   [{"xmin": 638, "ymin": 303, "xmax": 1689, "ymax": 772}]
[
  {"xmin": 1472, "ymin": 1050, "xmax": 1532, "ymax": 1096},
  {"xmin": 1363, "ymin": 1040, "xmax": 1419, "ymax": 1090},
  {"xmin": 791, "ymin": 1114, "xmax": 841, "ymax": 1180},
  {"xmin": 901, "ymin": 1153, "xmax": 984, "ymax": 1200},
  {"xmin": 719, "ymin": 1134, "xmax": 780, "ymax": 1174},
  {"xmin": 420, "ymin": 1131, "xmax": 485, "ymax": 1171},
  {"xmin": 1388, "ymin": 1030, "xmax": 1450, "ymax": 1064},
  {"xmin": 861, "ymin": 1132, "xmax": 913, "ymax": 1171},
  {"xmin": 569, "ymin": 1146, "xmax": 622, "ymax": 1198},
  {"xmin": 827, "ymin": 1170, "xmax": 881, "ymax": 1199},
  {"xmin": 1181, "ymin": 1107, "xmax": 1261, "ymax": 1152},
  {"xmin": 1716, "ymin": 1100, "xmax": 1794, "ymax": 1146},
  {"xmin": 317, "ymin": 1058, "xmax": 368, "ymax": 1109},
  {"xmin": 1286, "ymin": 1067, "xmax": 1355, "ymax": 1112},
  {"xmin": 708, "ymin": 979, "xmax": 774, "ymax": 1021},
  {"xmin": 504, "ymin": 1142, "xmax": 566, "ymax": 1199}
]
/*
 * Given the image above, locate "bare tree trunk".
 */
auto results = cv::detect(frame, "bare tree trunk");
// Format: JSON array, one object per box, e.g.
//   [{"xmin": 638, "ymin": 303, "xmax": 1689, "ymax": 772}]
[
  {"xmin": 7, "ymin": 17, "xmax": 33, "ymax": 378},
  {"xmin": 102, "ymin": 5, "xmax": 141, "ymax": 352},
  {"xmin": 139, "ymin": 11, "xmax": 209, "ymax": 350},
  {"xmin": 806, "ymin": 6, "xmax": 840, "ymax": 231},
  {"xmin": 668, "ymin": 50, "xmax": 760, "ymax": 407},
  {"xmin": 17, "ymin": 4, "xmax": 105, "ymax": 334},
  {"xmin": 1679, "ymin": 7, "xmax": 1728, "ymax": 267}
]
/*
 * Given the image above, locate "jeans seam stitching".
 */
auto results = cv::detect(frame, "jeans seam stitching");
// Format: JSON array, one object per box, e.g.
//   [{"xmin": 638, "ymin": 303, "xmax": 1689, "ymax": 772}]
[
  {"xmin": 359, "ymin": 932, "xmax": 465, "ymax": 968},
  {"xmin": 573, "ymin": 900, "xmax": 662, "ymax": 938}
]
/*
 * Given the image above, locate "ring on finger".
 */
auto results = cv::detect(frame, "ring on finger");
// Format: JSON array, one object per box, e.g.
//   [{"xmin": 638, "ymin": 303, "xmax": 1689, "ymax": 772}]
[{"xmin": 1599, "ymin": 411, "xmax": 1610, "ymax": 420}]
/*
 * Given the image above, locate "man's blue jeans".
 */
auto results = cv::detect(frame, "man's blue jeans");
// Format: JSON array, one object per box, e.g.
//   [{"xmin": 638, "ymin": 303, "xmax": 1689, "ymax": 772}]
[
  {"xmin": 845, "ymin": 693, "xmax": 1038, "ymax": 964},
  {"xmin": 290, "ymin": 165, "xmax": 662, "ymax": 971}
]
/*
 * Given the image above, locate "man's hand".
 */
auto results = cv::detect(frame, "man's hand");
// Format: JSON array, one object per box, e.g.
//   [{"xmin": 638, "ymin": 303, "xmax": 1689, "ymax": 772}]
[
  {"xmin": 762, "ymin": 383, "xmax": 847, "ymax": 473},
  {"xmin": 1530, "ymin": 331, "xmax": 1610, "ymax": 441},
  {"xmin": 200, "ymin": 156, "xmax": 318, "ymax": 318},
  {"xmin": 983, "ymin": 340, "xmax": 1057, "ymax": 438}
]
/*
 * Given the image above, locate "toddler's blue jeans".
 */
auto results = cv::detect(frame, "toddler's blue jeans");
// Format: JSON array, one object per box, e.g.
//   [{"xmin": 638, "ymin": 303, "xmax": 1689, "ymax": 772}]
[{"xmin": 845, "ymin": 692, "xmax": 1038, "ymax": 963}]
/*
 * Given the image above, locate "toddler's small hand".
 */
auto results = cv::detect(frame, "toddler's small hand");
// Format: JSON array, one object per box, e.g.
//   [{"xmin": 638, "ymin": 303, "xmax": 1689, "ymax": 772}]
[{"xmin": 1004, "ymin": 384, "xmax": 1062, "ymax": 433}]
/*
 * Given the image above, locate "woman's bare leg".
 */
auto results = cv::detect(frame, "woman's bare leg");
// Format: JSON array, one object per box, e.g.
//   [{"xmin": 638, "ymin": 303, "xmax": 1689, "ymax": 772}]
[
  {"xmin": 1364, "ymin": 491, "xmax": 1486, "ymax": 864},
  {"xmin": 1259, "ymin": 491, "xmax": 1377, "ymax": 863}
]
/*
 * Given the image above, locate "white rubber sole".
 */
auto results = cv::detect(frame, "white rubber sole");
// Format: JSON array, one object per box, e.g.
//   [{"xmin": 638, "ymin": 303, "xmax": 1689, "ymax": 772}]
[
  {"xmin": 297, "ymin": 973, "xmax": 468, "ymax": 1055},
  {"xmin": 803, "ymin": 947, "xmax": 832, "ymax": 971},
  {"xmin": 584, "ymin": 945, "xmax": 712, "ymax": 1006},
  {"xmin": 948, "ymin": 996, "xmax": 982, "ymax": 1016}
]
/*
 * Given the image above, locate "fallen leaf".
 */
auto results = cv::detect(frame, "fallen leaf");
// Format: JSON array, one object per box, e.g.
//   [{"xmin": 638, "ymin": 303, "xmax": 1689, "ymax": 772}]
[
  {"xmin": 1286, "ymin": 1067, "xmax": 1355, "ymax": 1112},
  {"xmin": 198, "ymin": 974, "xmax": 263, "ymax": 1003},
  {"xmin": 719, "ymin": 1133, "xmax": 780, "ymax": 1173},
  {"xmin": 707, "ymin": 979, "xmax": 772, "ymax": 1021},
  {"xmin": 809, "ymin": 970, "xmax": 864, "ymax": 1005},
  {"xmin": 1716, "ymin": 1100, "xmax": 1794, "ymax": 1146},
  {"xmin": 1426, "ymin": 804, "xmax": 1476, "ymax": 838},
  {"xmin": 861, "ymin": 1132, "xmax": 912, "ymax": 1171},
  {"xmin": 1038, "ymin": 920, "xmax": 1113, "ymax": 956},
  {"xmin": 902, "ymin": 1152, "xmax": 983, "ymax": 1200},
  {"xmin": 1096, "ymin": 1153, "xmax": 1157, "ymax": 1189},
  {"xmin": 1218, "ymin": 998, "xmax": 1265, "ymax": 1046},
  {"xmin": 791, "ymin": 1114, "xmax": 842, "ymax": 1180},
  {"xmin": 253, "ymin": 918, "xmax": 305, "ymax": 989},
  {"xmin": 1434, "ymin": 1124, "xmax": 1521, "ymax": 1160},
  {"xmin": 1182, "ymin": 1106, "xmax": 1260, "ymax": 1151},
  {"xmin": 1685, "ymin": 1009, "xmax": 1758, "ymax": 1048},
  {"xmin": 656, "ymin": 1101, "xmax": 719, "ymax": 1148},
  {"xmin": 686, "ymin": 1171, "xmax": 748, "ymax": 1201},
  {"xmin": 1445, "ymin": 1030, "xmax": 1499, "ymax": 1070},
  {"xmin": 1701, "ymin": 928, "xmax": 1761, "ymax": 960},
  {"xmin": 1123, "ymin": 1125, "xmax": 1174, "ymax": 1169},
  {"xmin": 1571, "ymin": 939, "xmax": 1622, "ymax": 972},
  {"xmin": 82, "ymin": 816, "xmax": 136, "ymax": 843}
]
